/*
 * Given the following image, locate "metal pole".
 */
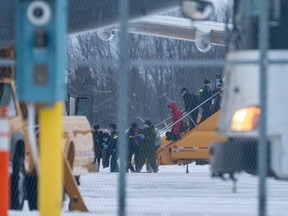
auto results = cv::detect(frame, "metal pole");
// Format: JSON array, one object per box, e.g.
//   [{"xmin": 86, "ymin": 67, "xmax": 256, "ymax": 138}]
[
  {"xmin": 258, "ymin": 0, "xmax": 269, "ymax": 215},
  {"xmin": 118, "ymin": 0, "xmax": 129, "ymax": 215},
  {"xmin": 39, "ymin": 103, "xmax": 63, "ymax": 216}
]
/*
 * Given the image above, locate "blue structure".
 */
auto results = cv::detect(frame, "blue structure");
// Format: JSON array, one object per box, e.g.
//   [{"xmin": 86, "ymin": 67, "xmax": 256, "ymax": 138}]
[{"xmin": 15, "ymin": 0, "xmax": 67, "ymax": 103}]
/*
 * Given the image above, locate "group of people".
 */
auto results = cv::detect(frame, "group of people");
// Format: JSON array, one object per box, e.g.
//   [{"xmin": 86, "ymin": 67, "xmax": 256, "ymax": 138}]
[
  {"xmin": 92, "ymin": 120, "xmax": 161, "ymax": 173},
  {"xmin": 92, "ymin": 75, "xmax": 223, "ymax": 172},
  {"xmin": 167, "ymin": 75, "xmax": 224, "ymax": 141},
  {"xmin": 93, "ymin": 123, "xmax": 119, "ymax": 172}
]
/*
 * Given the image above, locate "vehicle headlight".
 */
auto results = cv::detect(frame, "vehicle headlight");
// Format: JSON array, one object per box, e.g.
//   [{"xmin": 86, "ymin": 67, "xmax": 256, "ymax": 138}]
[{"xmin": 231, "ymin": 106, "xmax": 261, "ymax": 131}]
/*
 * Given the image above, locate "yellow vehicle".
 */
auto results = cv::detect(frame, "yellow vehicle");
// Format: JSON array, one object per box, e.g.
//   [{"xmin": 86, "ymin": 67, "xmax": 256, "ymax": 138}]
[
  {"xmin": 157, "ymin": 97, "xmax": 226, "ymax": 167},
  {"xmin": 0, "ymin": 47, "xmax": 94, "ymax": 210}
]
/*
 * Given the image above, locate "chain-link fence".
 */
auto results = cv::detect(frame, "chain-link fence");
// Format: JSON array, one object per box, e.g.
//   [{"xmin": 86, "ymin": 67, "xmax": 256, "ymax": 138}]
[
  {"xmin": 65, "ymin": 0, "xmax": 288, "ymax": 215},
  {"xmin": 1, "ymin": 0, "xmax": 288, "ymax": 216}
]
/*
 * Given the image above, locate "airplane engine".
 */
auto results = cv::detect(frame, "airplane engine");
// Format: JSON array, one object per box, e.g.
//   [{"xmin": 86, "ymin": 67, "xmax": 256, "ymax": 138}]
[
  {"xmin": 195, "ymin": 29, "xmax": 211, "ymax": 53},
  {"xmin": 97, "ymin": 29, "xmax": 115, "ymax": 41}
]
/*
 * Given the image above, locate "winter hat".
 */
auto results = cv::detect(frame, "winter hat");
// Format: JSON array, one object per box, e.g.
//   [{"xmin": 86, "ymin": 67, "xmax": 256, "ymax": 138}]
[
  {"xmin": 215, "ymin": 75, "xmax": 223, "ymax": 87},
  {"xmin": 144, "ymin": 120, "xmax": 152, "ymax": 127},
  {"xmin": 204, "ymin": 79, "xmax": 211, "ymax": 85},
  {"xmin": 109, "ymin": 123, "xmax": 117, "ymax": 130},
  {"xmin": 131, "ymin": 122, "xmax": 138, "ymax": 128},
  {"xmin": 94, "ymin": 124, "xmax": 100, "ymax": 131},
  {"xmin": 181, "ymin": 87, "xmax": 188, "ymax": 94}
]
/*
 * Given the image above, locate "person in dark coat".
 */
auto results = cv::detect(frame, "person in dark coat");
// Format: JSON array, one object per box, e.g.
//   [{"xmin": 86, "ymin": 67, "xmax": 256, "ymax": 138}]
[
  {"xmin": 135, "ymin": 127, "xmax": 145, "ymax": 172},
  {"xmin": 101, "ymin": 132, "xmax": 110, "ymax": 168},
  {"xmin": 93, "ymin": 124, "xmax": 102, "ymax": 164},
  {"xmin": 135, "ymin": 120, "xmax": 158, "ymax": 173},
  {"xmin": 108, "ymin": 123, "xmax": 119, "ymax": 172},
  {"xmin": 199, "ymin": 79, "xmax": 213, "ymax": 122},
  {"xmin": 126, "ymin": 122, "xmax": 138, "ymax": 172},
  {"xmin": 168, "ymin": 102, "xmax": 183, "ymax": 140},
  {"xmin": 181, "ymin": 87, "xmax": 199, "ymax": 130},
  {"xmin": 212, "ymin": 74, "xmax": 224, "ymax": 113}
]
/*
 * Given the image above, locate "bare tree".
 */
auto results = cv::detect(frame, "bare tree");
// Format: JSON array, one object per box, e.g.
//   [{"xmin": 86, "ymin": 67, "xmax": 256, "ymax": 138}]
[{"xmin": 67, "ymin": 15, "xmax": 228, "ymax": 128}]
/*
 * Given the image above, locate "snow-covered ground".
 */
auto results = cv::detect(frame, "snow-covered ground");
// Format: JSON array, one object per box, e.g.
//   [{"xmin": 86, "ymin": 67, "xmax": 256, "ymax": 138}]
[{"xmin": 10, "ymin": 164, "xmax": 288, "ymax": 216}]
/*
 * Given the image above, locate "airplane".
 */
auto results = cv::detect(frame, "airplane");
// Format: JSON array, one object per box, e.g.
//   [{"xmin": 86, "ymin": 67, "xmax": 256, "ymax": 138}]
[{"xmin": 1, "ymin": 0, "xmax": 231, "ymax": 53}]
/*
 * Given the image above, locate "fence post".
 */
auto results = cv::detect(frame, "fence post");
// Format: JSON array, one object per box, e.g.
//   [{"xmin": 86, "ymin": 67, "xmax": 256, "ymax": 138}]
[{"xmin": 0, "ymin": 107, "xmax": 10, "ymax": 216}]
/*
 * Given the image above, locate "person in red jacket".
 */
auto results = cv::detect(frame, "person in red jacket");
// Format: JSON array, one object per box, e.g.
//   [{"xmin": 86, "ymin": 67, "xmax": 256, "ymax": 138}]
[{"xmin": 168, "ymin": 102, "xmax": 183, "ymax": 141}]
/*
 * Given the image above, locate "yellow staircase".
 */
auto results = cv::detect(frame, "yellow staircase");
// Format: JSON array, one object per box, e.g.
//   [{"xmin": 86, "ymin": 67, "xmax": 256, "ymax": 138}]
[{"xmin": 157, "ymin": 111, "xmax": 226, "ymax": 165}]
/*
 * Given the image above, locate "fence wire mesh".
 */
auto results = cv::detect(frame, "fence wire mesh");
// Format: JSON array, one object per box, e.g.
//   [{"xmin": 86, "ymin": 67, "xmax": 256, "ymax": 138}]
[
  {"xmin": 1, "ymin": 0, "xmax": 288, "ymax": 216},
  {"xmin": 0, "ymin": 0, "xmax": 15, "ymax": 48}
]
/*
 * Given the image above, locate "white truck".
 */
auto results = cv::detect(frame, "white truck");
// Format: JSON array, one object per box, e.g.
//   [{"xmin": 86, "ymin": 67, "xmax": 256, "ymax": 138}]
[{"xmin": 209, "ymin": 0, "xmax": 288, "ymax": 180}]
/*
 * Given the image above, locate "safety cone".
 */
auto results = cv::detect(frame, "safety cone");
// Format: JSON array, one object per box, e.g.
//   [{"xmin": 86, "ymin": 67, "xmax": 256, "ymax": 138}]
[{"xmin": 0, "ymin": 106, "xmax": 10, "ymax": 216}]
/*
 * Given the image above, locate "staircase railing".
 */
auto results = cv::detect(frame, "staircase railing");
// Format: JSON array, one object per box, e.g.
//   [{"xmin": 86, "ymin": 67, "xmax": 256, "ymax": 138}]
[{"xmin": 157, "ymin": 90, "xmax": 223, "ymax": 137}]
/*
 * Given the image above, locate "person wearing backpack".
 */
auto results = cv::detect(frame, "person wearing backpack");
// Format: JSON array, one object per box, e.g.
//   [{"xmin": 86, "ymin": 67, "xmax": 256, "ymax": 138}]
[
  {"xmin": 135, "ymin": 120, "xmax": 158, "ymax": 173},
  {"xmin": 168, "ymin": 102, "xmax": 183, "ymax": 141},
  {"xmin": 146, "ymin": 125, "xmax": 161, "ymax": 172}
]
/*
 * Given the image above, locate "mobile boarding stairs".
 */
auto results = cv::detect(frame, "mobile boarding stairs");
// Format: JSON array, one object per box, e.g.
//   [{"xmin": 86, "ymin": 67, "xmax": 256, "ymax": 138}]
[{"xmin": 156, "ymin": 91, "xmax": 227, "ymax": 166}]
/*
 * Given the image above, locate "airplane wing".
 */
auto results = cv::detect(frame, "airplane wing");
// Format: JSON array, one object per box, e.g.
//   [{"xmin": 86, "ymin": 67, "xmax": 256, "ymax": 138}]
[
  {"xmin": 0, "ymin": 0, "xmax": 179, "ymax": 47},
  {"xmin": 127, "ymin": 15, "xmax": 232, "ymax": 52},
  {"xmin": 126, "ymin": 15, "xmax": 230, "ymax": 45},
  {"xmin": 105, "ymin": 15, "xmax": 232, "ymax": 52}
]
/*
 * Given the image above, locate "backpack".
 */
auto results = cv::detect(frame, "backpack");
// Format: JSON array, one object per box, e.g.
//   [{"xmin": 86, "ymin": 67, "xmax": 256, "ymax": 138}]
[
  {"xmin": 180, "ymin": 121, "xmax": 189, "ymax": 132},
  {"xmin": 165, "ymin": 131, "xmax": 173, "ymax": 141}
]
